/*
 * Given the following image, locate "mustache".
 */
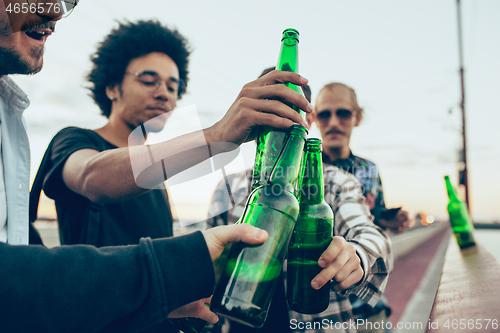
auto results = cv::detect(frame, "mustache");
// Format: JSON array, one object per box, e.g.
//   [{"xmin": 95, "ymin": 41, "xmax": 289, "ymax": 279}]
[
  {"xmin": 326, "ymin": 128, "xmax": 345, "ymax": 135},
  {"xmin": 20, "ymin": 20, "xmax": 56, "ymax": 33}
]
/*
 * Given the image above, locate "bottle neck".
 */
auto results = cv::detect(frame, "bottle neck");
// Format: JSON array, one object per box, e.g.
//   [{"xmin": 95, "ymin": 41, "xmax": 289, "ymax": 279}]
[
  {"xmin": 268, "ymin": 126, "xmax": 307, "ymax": 192},
  {"xmin": 252, "ymin": 129, "xmax": 288, "ymax": 191},
  {"xmin": 299, "ymin": 145, "xmax": 324, "ymax": 204},
  {"xmin": 444, "ymin": 176, "xmax": 459, "ymax": 201},
  {"xmin": 251, "ymin": 29, "xmax": 303, "ymax": 191},
  {"xmin": 276, "ymin": 32, "xmax": 305, "ymax": 119},
  {"xmin": 276, "ymin": 37, "xmax": 298, "ymax": 73}
]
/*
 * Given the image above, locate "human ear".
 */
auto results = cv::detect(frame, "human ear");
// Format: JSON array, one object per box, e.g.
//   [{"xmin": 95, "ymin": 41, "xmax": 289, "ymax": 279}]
[
  {"xmin": 354, "ymin": 112, "xmax": 362, "ymax": 127},
  {"xmin": 106, "ymin": 85, "xmax": 120, "ymax": 101}
]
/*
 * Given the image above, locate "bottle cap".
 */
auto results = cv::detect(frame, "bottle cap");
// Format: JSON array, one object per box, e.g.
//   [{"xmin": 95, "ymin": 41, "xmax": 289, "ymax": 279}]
[
  {"xmin": 282, "ymin": 28, "xmax": 299, "ymax": 43},
  {"xmin": 306, "ymin": 138, "xmax": 322, "ymax": 150}
]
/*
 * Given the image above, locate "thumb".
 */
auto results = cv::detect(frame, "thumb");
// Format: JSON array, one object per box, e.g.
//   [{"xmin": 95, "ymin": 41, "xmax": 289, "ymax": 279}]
[{"xmin": 202, "ymin": 224, "xmax": 268, "ymax": 261}]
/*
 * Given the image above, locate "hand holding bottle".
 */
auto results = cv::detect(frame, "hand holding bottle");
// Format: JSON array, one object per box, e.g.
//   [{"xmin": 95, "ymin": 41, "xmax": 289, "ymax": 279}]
[
  {"xmin": 168, "ymin": 298, "xmax": 216, "ymax": 324},
  {"xmin": 204, "ymin": 70, "xmax": 312, "ymax": 151},
  {"xmin": 202, "ymin": 223, "xmax": 268, "ymax": 261},
  {"xmin": 311, "ymin": 236, "xmax": 364, "ymax": 292},
  {"xmin": 167, "ymin": 224, "xmax": 268, "ymax": 324}
]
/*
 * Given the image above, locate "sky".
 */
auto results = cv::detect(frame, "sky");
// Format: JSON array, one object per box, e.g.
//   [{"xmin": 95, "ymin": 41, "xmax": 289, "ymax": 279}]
[{"xmin": 13, "ymin": 0, "xmax": 500, "ymax": 223}]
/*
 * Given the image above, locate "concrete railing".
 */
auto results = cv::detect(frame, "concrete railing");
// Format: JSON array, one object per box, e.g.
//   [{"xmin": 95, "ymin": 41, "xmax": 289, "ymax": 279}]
[{"xmin": 426, "ymin": 237, "xmax": 500, "ymax": 332}]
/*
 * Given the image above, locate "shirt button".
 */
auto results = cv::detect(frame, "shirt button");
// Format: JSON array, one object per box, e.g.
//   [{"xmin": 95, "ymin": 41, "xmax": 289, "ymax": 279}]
[{"xmin": 19, "ymin": 184, "xmax": 22, "ymax": 189}]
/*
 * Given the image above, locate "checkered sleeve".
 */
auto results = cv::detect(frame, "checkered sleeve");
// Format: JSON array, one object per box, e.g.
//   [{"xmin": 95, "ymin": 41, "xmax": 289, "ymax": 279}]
[
  {"xmin": 370, "ymin": 168, "xmax": 388, "ymax": 225},
  {"xmin": 323, "ymin": 165, "xmax": 393, "ymax": 307},
  {"xmin": 205, "ymin": 170, "xmax": 252, "ymax": 228},
  {"xmin": 206, "ymin": 177, "xmax": 231, "ymax": 228}
]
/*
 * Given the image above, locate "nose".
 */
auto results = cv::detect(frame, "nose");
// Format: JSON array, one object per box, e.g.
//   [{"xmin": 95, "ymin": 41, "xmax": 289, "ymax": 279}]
[
  {"xmin": 153, "ymin": 82, "xmax": 175, "ymax": 101},
  {"xmin": 37, "ymin": 0, "xmax": 63, "ymax": 21},
  {"xmin": 326, "ymin": 112, "xmax": 341, "ymax": 128}
]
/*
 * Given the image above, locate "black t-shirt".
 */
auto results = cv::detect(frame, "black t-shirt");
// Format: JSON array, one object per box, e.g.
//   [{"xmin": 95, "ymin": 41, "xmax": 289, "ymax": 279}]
[
  {"xmin": 36, "ymin": 127, "xmax": 179, "ymax": 333},
  {"xmin": 41, "ymin": 127, "xmax": 174, "ymax": 247}
]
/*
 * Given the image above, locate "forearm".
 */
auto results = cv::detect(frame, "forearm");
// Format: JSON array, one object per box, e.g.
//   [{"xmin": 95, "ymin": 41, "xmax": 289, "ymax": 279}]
[
  {"xmin": 0, "ymin": 232, "xmax": 215, "ymax": 333},
  {"xmin": 327, "ymin": 175, "xmax": 393, "ymax": 305},
  {"xmin": 77, "ymin": 71, "xmax": 312, "ymax": 203},
  {"xmin": 81, "ymin": 130, "xmax": 223, "ymax": 203},
  {"xmin": 334, "ymin": 195, "xmax": 393, "ymax": 305}
]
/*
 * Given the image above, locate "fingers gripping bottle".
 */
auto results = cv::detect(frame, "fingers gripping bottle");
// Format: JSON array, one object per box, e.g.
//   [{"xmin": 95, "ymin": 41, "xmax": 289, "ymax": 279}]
[
  {"xmin": 287, "ymin": 138, "xmax": 334, "ymax": 314},
  {"xmin": 444, "ymin": 176, "xmax": 476, "ymax": 249},
  {"xmin": 169, "ymin": 317, "xmax": 208, "ymax": 333},
  {"xmin": 211, "ymin": 125, "xmax": 308, "ymax": 328}
]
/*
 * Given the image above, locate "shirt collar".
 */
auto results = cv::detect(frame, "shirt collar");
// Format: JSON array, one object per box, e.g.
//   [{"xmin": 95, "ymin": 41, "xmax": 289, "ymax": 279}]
[
  {"xmin": 322, "ymin": 150, "xmax": 355, "ymax": 165},
  {"xmin": 0, "ymin": 76, "xmax": 30, "ymax": 111}
]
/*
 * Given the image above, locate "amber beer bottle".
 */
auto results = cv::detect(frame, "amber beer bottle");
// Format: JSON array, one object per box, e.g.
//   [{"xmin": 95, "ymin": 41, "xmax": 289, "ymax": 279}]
[
  {"xmin": 210, "ymin": 125, "xmax": 307, "ymax": 328},
  {"xmin": 287, "ymin": 138, "xmax": 333, "ymax": 314},
  {"xmin": 444, "ymin": 176, "xmax": 476, "ymax": 249},
  {"xmin": 252, "ymin": 28, "xmax": 305, "ymax": 191}
]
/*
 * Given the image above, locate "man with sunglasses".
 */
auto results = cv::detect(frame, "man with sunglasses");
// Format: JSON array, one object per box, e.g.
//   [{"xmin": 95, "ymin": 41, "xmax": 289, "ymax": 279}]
[
  {"xmin": 305, "ymin": 82, "xmax": 413, "ymax": 332},
  {"xmin": 309, "ymin": 82, "xmax": 412, "ymax": 234},
  {"xmin": 1, "ymin": 3, "xmax": 312, "ymax": 332}
]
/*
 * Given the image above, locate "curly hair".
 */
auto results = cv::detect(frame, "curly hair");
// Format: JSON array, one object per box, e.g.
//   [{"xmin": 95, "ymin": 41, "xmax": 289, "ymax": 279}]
[{"xmin": 87, "ymin": 20, "xmax": 191, "ymax": 118}]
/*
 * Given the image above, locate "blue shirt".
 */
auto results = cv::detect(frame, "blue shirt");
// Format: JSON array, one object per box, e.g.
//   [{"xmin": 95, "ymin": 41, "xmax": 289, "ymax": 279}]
[
  {"xmin": 0, "ymin": 76, "xmax": 31, "ymax": 245},
  {"xmin": 322, "ymin": 151, "xmax": 388, "ymax": 223}
]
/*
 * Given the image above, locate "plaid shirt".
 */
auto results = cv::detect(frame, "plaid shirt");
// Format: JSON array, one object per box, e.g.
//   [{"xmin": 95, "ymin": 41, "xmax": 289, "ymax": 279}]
[
  {"xmin": 206, "ymin": 166, "xmax": 393, "ymax": 333},
  {"xmin": 323, "ymin": 152, "xmax": 387, "ymax": 224}
]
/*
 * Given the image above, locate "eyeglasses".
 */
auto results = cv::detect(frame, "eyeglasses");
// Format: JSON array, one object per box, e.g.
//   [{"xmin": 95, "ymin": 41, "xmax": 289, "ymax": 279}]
[
  {"xmin": 125, "ymin": 71, "xmax": 185, "ymax": 97},
  {"xmin": 316, "ymin": 109, "xmax": 353, "ymax": 121},
  {"xmin": 25, "ymin": 0, "xmax": 79, "ymax": 18}
]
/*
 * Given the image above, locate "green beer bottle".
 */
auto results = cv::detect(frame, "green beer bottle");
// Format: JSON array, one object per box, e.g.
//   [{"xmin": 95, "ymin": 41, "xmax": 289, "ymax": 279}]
[
  {"xmin": 287, "ymin": 138, "xmax": 333, "ymax": 314},
  {"xmin": 444, "ymin": 176, "xmax": 476, "ymax": 249},
  {"xmin": 211, "ymin": 125, "xmax": 307, "ymax": 328},
  {"xmin": 252, "ymin": 28, "xmax": 305, "ymax": 191}
]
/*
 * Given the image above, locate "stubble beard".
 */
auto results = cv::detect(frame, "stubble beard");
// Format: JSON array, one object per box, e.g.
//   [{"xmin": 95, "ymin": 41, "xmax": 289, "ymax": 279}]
[
  {"xmin": 0, "ymin": 42, "xmax": 44, "ymax": 76},
  {"xmin": 0, "ymin": 19, "xmax": 44, "ymax": 76}
]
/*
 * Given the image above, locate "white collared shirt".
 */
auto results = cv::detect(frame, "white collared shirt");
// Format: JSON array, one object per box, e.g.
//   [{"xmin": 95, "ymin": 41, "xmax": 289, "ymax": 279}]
[
  {"xmin": 0, "ymin": 127, "xmax": 7, "ymax": 242},
  {"xmin": 0, "ymin": 76, "xmax": 31, "ymax": 245}
]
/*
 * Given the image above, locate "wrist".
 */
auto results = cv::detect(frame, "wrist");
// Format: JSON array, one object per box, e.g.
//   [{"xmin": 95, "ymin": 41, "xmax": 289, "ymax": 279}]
[
  {"xmin": 203, "ymin": 126, "xmax": 238, "ymax": 156},
  {"xmin": 203, "ymin": 125, "xmax": 218, "ymax": 146}
]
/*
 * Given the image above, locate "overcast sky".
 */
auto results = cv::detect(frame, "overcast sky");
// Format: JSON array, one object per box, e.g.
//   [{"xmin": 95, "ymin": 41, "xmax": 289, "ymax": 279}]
[{"xmin": 14, "ymin": 0, "xmax": 500, "ymax": 223}]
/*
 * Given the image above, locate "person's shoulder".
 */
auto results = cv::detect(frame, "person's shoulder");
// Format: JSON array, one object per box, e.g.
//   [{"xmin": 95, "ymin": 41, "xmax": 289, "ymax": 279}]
[
  {"xmin": 352, "ymin": 153, "xmax": 378, "ymax": 169},
  {"xmin": 54, "ymin": 126, "xmax": 94, "ymax": 138},
  {"xmin": 52, "ymin": 126, "xmax": 103, "ymax": 145},
  {"xmin": 50, "ymin": 127, "xmax": 108, "ymax": 154}
]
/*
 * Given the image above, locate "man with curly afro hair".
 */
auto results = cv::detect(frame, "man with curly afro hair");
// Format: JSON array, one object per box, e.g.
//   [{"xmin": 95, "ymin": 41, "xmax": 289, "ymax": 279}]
[
  {"xmin": 33, "ymin": 21, "xmax": 193, "ymax": 333},
  {"xmin": 88, "ymin": 20, "xmax": 190, "ymax": 119}
]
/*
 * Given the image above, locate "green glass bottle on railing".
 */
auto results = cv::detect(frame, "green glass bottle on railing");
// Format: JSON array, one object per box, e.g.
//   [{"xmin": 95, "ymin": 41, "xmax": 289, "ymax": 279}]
[
  {"xmin": 287, "ymin": 138, "xmax": 333, "ymax": 314},
  {"xmin": 211, "ymin": 125, "xmax": 307, "ymax": 328},
  {"xmin": 444, "ymin": 175, "xmax": 476, "ymax": 249},
  {"xmin": 252, "ymin": 28, "xmax": 305, "ymax": 191}
]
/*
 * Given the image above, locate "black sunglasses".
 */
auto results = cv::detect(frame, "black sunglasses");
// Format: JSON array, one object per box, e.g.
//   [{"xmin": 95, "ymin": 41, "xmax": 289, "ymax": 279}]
[
  {"xmin": 25, "ymin": 0, "xmax": 79, "ymax": 18},
  {"xmin": 316, "ymin": 109, "xmax": 353, "ymax": 120}
]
